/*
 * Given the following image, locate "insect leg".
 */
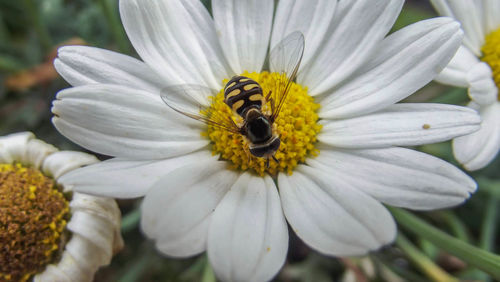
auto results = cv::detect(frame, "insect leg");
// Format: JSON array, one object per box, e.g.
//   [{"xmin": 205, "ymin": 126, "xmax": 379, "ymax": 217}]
[
  {"xmin": 243, "ymin": 143, "xmax": 251, "ymax": 160},
  {"xmin": 265, "ymin": 91, "xmax": 276, "ymax": 114},
  {"xmin": 272, "ymin": 155, "xmax": 280, "ymax": 164},
  {"xmin": 265, "ymin": 90, "xmax": 273, "ymax": 102}
]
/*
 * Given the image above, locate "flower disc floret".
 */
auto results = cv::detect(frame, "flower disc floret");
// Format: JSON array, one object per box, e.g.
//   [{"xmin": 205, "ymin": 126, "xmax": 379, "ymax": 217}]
[
  {"xmin": 205, "ymin": 71, "xmax": 322, "ymax": 176},
  {"xmin": 481, "ymin": 27, "xmax": 500, "ymax": 100},
  {"xmin": 0, "ymin": 163, "xmax": 69, "ymax": 282}
]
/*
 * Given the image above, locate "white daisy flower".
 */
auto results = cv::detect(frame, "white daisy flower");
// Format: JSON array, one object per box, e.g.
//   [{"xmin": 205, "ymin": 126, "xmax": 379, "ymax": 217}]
[
  {"xmin": 0, "ymin": 132, "xmax": 123, "ymax": 282},
  {"xmin": 52, "ymin": 0, "xmax": 480, "ymax": 281},
  {"xmin": 431, "ymin": 0, "xmax": 500, "ymax": 170}
]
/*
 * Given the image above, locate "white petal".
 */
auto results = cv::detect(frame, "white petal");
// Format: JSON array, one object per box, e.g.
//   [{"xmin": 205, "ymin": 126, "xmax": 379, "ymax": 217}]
[
  {"xmin": 22, "ymin": 139, "xmax": 58, "ymax": 169},
  {"xmin": 279, "ymin": 166, "xmax": 396, "ymax": 256},
  {"xmin": 42, "ymin": 151, "xmax": 98, "ymax": 180},
  {"xmin": 70, "ymin": 193, "xmax": 121, "ymax": 227},
  {"xmin": 36, "ymin": 193, "xmax": 122, "ymax": 282},
  {"xmin": 53, "ymin": 236, "xmax": 105, "ymax": 281},
  {"xmin": 0, "ymin": 132, "xmax": 59, "ymax": 168},
  {"xmin": 484, "ymin": 0, "xmax": 500, "ymax": 33},
  {"xmin": 141, "ymin": 158, "xmax": 239, "ymax": 258},
  {"xmin": 453, "ymin": 102, "xmax": 500, "ymax": 171},
  {"xmin": 64, "ymin": 234, "xmax": 110, "ymax": 273},
  {"xmin": 34, "ymin": 265, "xmax": 72, "ymax": 282},
  {"xmin": 54, "ymin": 46, "xmax": 165, "ymax": 93},
  {"xmin": 308, "ymin": 147, "xmax": 477, "ymax": 210},
  {"xmin": 208, "ymin": 173, "xmax": 288, "ymax": 282},
  {"xmin": 435, "ymin": 46, "xmax": 479, "ymax": 87},
  {"xmin": 67, "ymin": 210, "xmax": 116, "ymax": 258},
  {"xmin": 467, "ymin": 62, "xmax": 498, "ymax": 106},
  {"xmin": 319, "ymin": 103, "xmax": 480, "ymax": 149},
  {"xmin": 0, "ymin": 131, "xmax": 34, "ymax": 164},
  {"xmin": 52, "ymin": 84, "xmax": 207, "ymax": 159},
  {"xmin": 70, "ymin": 193, "xmax": 123, "ymax": 254},
  {"xmin": 430, "ymin": 0, "xmax": 485, "ymax": 55},
  {"xmin": 320, "ymin": 17, "xmax": 463, "ymax": 119},
  {"xmin": 119, "ymin": 0, "xmax": 230, "ymax": 89},
  {"xmin": 271, "ymin": 0, "xmax": 337, "ymax": 68},
  {"xmin": 212, "ymin": 0, "xmax": 273, "ymax": 74},
  {"xmin": 299, "ymin": 0, "xmax": 404, "ymax": 95},
  {"xmin": 59, "ymin": 150, "xmax": 214, "ymax": 198}
]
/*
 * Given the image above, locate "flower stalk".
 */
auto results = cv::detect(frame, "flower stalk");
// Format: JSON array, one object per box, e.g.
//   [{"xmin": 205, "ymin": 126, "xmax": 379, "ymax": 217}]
[
  {"xmin": 476, "ymin": 196, "xmax": 499, "ymax": 282},
  {"xmin": 201, "ymin": 257, "xmax": 216, "ymax": 282},
  {"xmin": 480, "ymin": 197, "xmax": 498, "ymax": 253},
  {"xmin": 435, "ymin": 211, "xmax": 470, "ymax": 243},
  {"xmin": 390, "ymin": 207, "xmax": 500, "ymax": 279},
  {"xmin": 396, "ymin": 233, "xmax": 458, "ymax": 282},
  {"xmin": 121, "ymin": 208, "xmax": 141, "ymax": 233}
]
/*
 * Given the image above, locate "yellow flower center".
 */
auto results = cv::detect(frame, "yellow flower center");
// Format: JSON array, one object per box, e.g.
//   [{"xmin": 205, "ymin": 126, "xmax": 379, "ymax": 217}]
[
  {"xmin": 0, "ymin": 163, "xmax": 69, "ymax": 282},
  {"xmin": 204, "ymin": 71, "xmax": 322, "ymax": 176},
  {"xmin": 481, "ymin": 27, "xmax": 500, "ymax": 100}
]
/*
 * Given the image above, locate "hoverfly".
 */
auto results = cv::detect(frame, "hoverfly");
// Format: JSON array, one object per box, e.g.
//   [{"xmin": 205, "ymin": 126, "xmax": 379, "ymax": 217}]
[{"xmin": 161, "ymin": 31, "xmax": 305, "ymax": 167}]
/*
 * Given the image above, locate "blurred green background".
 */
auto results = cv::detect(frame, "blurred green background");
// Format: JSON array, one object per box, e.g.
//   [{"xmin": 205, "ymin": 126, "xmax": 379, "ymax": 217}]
[{"xmin": 0, "ymin": 0, "xmax": 498, "ymax": 281}]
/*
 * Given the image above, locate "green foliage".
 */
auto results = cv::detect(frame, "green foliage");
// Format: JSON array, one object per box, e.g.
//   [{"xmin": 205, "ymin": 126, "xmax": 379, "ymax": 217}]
[{"xmin": 0, "ymin": 0, "xmax": 498, "ymax": 281}]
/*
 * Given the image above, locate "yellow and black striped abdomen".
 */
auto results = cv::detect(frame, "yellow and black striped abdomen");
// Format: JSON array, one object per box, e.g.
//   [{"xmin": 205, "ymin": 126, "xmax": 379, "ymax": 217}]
[{"xmin": 224, "ymin": 76, "xmax": 264, "ymax": 117}]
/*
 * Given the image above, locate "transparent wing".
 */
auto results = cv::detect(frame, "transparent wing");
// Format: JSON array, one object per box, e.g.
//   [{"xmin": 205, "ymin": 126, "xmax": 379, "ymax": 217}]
[
  {"xmin": 269, "ymin": 31, "xmax": 305, "ymax": 122},
  {"xmin": 161, "ymin": 85, "xmax": 242, "ymax": 134}
]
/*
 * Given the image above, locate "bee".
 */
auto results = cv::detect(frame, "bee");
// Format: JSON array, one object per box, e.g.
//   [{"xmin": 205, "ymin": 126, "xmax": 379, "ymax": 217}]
[{"xmin": 161, "ymin": 31, "xmax": 305, "ymax": 166}]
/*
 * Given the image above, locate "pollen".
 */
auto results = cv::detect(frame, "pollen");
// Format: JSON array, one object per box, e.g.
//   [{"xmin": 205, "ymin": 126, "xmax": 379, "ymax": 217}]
[
  {"xmin": 0, "ymin": 163, "xmax": 70, "ymax": 282},
  {"xmin": 481, "ymin": 27, "xmax": 500, "ymax": 100},
  {"xmin": 204, "ymin": 71, "xmax": 322, "ymax": 176}
]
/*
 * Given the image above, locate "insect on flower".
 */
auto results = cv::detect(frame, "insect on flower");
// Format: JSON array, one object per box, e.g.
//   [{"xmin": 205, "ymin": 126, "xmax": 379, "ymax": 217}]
[{"xmin": 161, "ymin": 32, "xmax": 305, "ymax": 167}]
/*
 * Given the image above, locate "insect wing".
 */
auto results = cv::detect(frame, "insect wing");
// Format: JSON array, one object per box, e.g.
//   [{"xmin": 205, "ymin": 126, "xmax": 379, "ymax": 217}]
[
  {"xmin": 161, "ymin": 85, "xmax": 241, "ymax": 134},
  {"xmin": 269, "ymin": 31, "xmax": 305, "ymax": 122}
]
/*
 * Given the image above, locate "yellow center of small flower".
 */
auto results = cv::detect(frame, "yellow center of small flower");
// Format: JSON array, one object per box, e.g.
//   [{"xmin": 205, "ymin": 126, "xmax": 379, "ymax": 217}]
[
  {"xmin": 0, "ymin": 163, "xmax": 69, "ymax": 282},
  {"xmin": 481, "ymin": 27, "xmax": 500, "ymax": 100},
  {"xmin": 204, "ymin": 71, "xmax": 322, "ymax": 176}
]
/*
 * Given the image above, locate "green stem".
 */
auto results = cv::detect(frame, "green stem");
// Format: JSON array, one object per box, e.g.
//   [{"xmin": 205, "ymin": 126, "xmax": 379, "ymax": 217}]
[
  {"xmin": 372, "ymin": 254, "xmax": 427, "ymax": 281},
  {"xmin": 477, "ymin": 177, "xmax": 500, "ymax": 198},
  {"xmin": 22, "ymin": 0, "xmax": 52, "ymax": 52},
  {"xmin": 179, "ymin": 255, "xmax": 208, "ymax": 280},
  {"xmin": 396, "ymin": 234, "xmax": 458, "ymax": 282},
  {"xmin": 118, "ymin": 247, "xmax": 154, "ymax": 282},
  {"xmin": 390, "ymin": 207, "xmax": 500, "ymax": 279},
  {"xmin": 96, "ymin": 0, "xmax": 130, "ymax": 53},
  {"xmin": 121, "ymin": 208, "xmax": 141, "ymax": 233},
  {"xmin": 201, "ymin": 256, "xmax": 216, "ymax": 282},
  {"xmin": 429, "ymin": 87, "xmax": 468, "ymax": 104},
  {"xmin": 480, "ymin": 197, "xmax": 498, "ymax": 252},
  {"xmin": 418, "ymin": 142, "xmax": 453, "ymax": 161},
  {"xmin": 435, "ymin": 211, "xmax": 470, "ymax": 242},
  {"xmin": 476, "ymin": 197, "xmax": 499, "ymax": 282}
]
